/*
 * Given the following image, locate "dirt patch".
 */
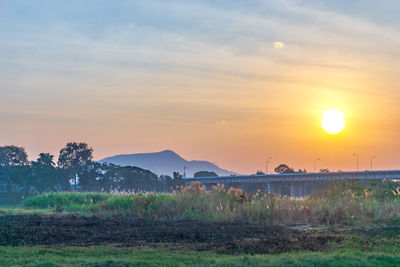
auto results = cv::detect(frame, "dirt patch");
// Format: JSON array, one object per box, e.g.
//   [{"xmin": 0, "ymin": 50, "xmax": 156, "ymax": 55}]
[{"xmin": 0, "ymin": 215, "xmax": 343, "ymax": 254}]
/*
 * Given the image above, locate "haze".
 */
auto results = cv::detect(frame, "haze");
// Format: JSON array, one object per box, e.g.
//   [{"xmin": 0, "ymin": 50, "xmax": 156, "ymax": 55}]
[{"xmin": 1, "ymin": 0, "xmax": 400, "ymax": 174}]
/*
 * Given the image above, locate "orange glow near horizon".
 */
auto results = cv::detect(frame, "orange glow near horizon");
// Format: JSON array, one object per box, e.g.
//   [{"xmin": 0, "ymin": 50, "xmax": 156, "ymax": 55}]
[{"xmin": 1, "ymin": 1, "xmax": 400, "ymax": 175}]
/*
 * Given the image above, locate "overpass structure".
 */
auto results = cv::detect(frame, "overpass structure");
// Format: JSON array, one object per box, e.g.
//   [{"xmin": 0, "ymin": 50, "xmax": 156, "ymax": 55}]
[{"xmin": 184, "ymin": 170, "xmax": 400, "ymax": 196}]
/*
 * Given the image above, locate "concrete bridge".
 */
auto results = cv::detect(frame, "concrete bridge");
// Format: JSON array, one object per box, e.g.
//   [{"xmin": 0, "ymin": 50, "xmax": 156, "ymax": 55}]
[{"xmin": 184, "ymin": 170, "xmax": 400, "ymax": 197}]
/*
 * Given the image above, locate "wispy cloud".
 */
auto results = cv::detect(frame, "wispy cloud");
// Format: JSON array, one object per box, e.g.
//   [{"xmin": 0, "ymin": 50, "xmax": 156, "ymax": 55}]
[{"xmin": 0, "ymin": 0, "xmax": 399, "ymax": 172}]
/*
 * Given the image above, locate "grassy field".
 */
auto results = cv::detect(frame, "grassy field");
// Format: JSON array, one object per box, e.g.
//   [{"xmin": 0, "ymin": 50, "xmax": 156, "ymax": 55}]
[
  {"xmin": 1, "ymin": 181, "xmax": 399, "ymax": 266},
  {"xmin": 19, "ymin": 180, "xmax": 400, "ymax": 226},
  {"xmin": 0, "ymin": 246, "xmax": 399, "ymax": 267}
]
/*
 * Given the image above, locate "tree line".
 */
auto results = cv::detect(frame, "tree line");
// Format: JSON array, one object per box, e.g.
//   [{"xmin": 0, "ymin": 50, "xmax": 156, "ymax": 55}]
[{"xmin": 0, "ymin": 143, "xmax": 184, "ymax": 195}]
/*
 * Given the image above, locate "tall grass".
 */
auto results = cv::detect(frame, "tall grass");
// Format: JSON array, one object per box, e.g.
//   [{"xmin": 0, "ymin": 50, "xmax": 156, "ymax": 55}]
[{"xmin": 23, "ymin": 181, "xmax": 400, "ymax": 226}]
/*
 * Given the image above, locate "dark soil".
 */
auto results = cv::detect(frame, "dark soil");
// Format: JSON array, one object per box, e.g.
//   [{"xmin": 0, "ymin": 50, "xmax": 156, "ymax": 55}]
[{"xmin": 0, "ymin": 215, "xmax": 344, "ymax": 254}]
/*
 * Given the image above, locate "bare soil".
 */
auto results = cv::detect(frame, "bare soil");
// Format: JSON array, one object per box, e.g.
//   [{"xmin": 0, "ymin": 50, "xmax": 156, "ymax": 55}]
[{"xmin": 0, "ymin": 214, "xmax": 349, "ymax": 254}]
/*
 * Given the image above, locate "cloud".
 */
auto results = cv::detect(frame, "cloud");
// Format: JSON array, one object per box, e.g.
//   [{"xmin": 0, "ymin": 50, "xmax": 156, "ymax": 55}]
[
  {"xmin": 273, "ymin": 41, "xmax": 285, "ymax": 48},
  {"xmin": 1, "ymin": 0, "xmax": 400, "ymax": 172}
]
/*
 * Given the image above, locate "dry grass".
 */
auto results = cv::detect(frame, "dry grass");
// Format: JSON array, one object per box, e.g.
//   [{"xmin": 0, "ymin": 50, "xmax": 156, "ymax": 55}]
[{"xmin": 21, "ymin": 181, "xmax": 400, "ymax": 226}]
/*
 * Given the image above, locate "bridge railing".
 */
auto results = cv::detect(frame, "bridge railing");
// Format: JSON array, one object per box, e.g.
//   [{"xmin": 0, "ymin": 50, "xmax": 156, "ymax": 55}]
[{"xmin": 184, "ymin": 170, "xmax": 400, "ymax": 184}]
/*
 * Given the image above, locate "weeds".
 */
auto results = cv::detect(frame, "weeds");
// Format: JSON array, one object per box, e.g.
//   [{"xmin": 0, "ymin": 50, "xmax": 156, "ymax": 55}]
[{"xmin": 21, "ymin": 181, "xmax": 400, "ymax": 226}]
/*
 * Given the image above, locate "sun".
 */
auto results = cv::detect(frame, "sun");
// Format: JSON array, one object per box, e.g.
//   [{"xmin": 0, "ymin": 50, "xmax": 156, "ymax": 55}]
[{"xmin": 322, "ymin": 110, "xmax": 345, "ymax": 134}]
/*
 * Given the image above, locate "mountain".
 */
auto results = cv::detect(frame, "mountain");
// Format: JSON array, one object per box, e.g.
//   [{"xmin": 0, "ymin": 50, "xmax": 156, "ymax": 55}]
[{"xmin": 98, "ymin": 150, "xmax": 236, "ymax": 177}]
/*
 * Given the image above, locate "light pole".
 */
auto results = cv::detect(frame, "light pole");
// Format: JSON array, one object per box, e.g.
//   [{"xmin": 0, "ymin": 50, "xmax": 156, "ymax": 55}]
[
  {"xmin": 353, "ymin": 153, "xmax": 359, "ymax": 172},
  {"xmin": 370, "ymin": 155, "xmax": 376, "ymax": 171},
  {"xmin": 314, "ymin": 158, "xmax": 320, "ymax": 173},
  {"xmin": 265, "ymin": 157, "xmax": 272, "ymax": 174}
]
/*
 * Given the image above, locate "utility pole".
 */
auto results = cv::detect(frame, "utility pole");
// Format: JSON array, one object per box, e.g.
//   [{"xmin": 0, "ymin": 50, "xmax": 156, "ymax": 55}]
[
  {"xmin": 265, "ymin": 157, "xmax": 272, "ymax": 174},
  {"xmin": 314, "ymin": 158, "xmax": 320, "ymax": 173},
  {"xmin": 370, "ymin": 155, "xmax": 376, "ymax": 171},
  {"xmin": 353, "ymin": 153, "xmax": 359, "ymax": 172}
]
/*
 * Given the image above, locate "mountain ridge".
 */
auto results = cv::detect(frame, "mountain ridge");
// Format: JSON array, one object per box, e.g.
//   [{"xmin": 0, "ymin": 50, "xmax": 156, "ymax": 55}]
[{"xmin": 99, "ymin": 150, "xmax": 236, "ymax": 177}]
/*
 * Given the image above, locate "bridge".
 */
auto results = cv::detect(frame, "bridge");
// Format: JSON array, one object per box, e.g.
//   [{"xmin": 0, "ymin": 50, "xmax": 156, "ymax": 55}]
[{"xmin": 184, "ymin": 170, "xmax": 400, "ymax": 197}]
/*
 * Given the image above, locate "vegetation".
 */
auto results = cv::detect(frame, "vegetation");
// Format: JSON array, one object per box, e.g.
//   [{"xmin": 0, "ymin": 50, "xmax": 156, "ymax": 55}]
[
  {"xmin": 2, "ymin": 180, "xmax": 399, "ymax": 266},
  {"xmin": 2, "ymin": 143, "xmax": 399, "ymax": 266},
  {"xmin": 0, "ymin": 142, "xmax": 332, "ymax": 201},
  {"xmin": 194, "ymin": 171, "xmax": 218, "ymax": 177},
  {"xmin": 0, "ymin": 245, "xmax": 399, "ymax": 267},
  {"xmin": 0, "ymin": 143, "xmax": 182, "ymax": 197},
  {"xmin": 21, "ymin": 180, "xmax": 400, "ymax": 226},
  {"xmin": 273, "ymin": 164, "xmax": 307, "ymax": 174}
]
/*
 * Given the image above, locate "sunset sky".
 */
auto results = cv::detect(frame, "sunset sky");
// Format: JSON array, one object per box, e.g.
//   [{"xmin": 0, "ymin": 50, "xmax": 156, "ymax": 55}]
[{"xmin": 1, "ymin": 0, "xmax": 400, "ymax": 174}]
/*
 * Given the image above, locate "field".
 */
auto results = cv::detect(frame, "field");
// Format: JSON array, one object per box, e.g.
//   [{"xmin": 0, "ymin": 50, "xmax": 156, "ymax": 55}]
[
  {"xmin": 1, "ymin": 181, "xmax": 399, "ymax": 266},
  {"xmin": 1, "ymin": 246, "xmax": 400, "ymax": 266}
]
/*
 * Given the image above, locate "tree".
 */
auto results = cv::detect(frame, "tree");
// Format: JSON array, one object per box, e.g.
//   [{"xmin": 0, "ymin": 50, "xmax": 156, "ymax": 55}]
[
  {"xmin": 0, "ymin": 145, "xmax": 29, "ymax": 167},
  {"xmin": 194, "ymin": 171, "xmax": 218, "ymax": 177},
  {"xmin": 0, "ymin": 146, "xmax": 29, "ymax": 192},
  {"xmin": 274, "ymin": 164, "xmax": 295, "ymax": 174},
  {"xmin": 173, "ymin": 172, "xmax": 184, "ymax": 186},
  {"xmin": 8, "ymin": 165, "xmax": 32, "ymax": 195},
  {"xmin": 78, "ymin": 161, "xmax": 104, "ymax": 191},
  {"xmin": 37, "ymin": 153, "xmax": 55, "ymax": 167},
  {"xmin": 118, "ymin": 166, "xmax": 159, "ymax": 192},
  {"xmin": 320, "ymin": 168, "xmax": 330, "ymax": 173},
  {"xmin": 31, "ymin": 153, "xmax": 60, "ymax": 193},
  {"xmin": 58, "ymin": 142, "xmax": 93, "ymax": 191},
  {"xmin": 96, "ymin": 163, "xmax": 161, "ymax": 192},
  {"xmin": 98, "ymin": 163, "xmax": 120, "ymax": 192}
]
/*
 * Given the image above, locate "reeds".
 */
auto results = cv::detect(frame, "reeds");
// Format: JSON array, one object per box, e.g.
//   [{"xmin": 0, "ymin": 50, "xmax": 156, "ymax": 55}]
[{"xmin": 23, "ymin": 181, "xmax": 400, "ymax": 226}]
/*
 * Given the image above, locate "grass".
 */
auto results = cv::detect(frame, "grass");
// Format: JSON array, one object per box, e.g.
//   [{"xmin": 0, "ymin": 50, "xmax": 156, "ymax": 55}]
[
  {"xmin": 0, "ymin": 246, "xmax": 399, "ymax": 267},
  {"xmin": 2, "ymin": 181, "xmax": 399, "ymax": 266},
  {"xmin": 19, "ymin": 181, "xmax": 400, "ymax": 226}
]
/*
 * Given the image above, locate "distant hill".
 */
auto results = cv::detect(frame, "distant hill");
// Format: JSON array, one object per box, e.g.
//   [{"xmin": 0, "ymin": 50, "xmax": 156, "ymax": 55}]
[{"xmin": 99, "ymin": 150, "xmax": 236, "ymax": 177}]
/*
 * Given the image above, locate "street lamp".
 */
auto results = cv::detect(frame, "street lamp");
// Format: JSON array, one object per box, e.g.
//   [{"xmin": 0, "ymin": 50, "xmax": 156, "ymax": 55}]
[
  {"xmin": 265, "ymin": 157, "xmax": 272, "ymax": 174},
  {"xmin": 353, "ymin": 153, "xmax": 359, "ymax": 172},
  {"xmin": 314, "ymin": 158, "xmax": 320, "ymax": 173},
  {"xmin": 370, "ymin": 155, "xmax": 376, "ymax": 171}
]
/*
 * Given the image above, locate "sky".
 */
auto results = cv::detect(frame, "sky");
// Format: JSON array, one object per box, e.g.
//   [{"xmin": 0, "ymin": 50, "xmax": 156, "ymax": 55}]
[{"xmin": 1, "ymin": 0, "xmax": 400, "ymax": 174}]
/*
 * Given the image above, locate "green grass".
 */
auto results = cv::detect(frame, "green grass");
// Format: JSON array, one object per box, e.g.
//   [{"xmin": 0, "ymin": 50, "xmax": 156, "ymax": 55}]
[
  {"xmin": 0, "ymin": 207, "xmax": 57, "ymax": 216},
  {"xmin": 0, "ymin": 246, "xmax": 399, "ymax": 267},
  {"xmin": 22, "ymin": 192, "xmax": 110, "ymax": 214}
]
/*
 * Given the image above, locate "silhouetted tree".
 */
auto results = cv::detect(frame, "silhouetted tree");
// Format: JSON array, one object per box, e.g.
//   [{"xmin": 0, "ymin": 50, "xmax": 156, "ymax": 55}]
[
  {"xmin": 58, "ymin": 142, "xmax": 93, "ymax": 191},
  {"xmin": 194, "ymin": 171, "xmax": 218, "ymax": 177},
  {"xmin": 119, "ymin": 166, "xmax": 159, "ymax": 191},
  {"xmin": 320, "ymin": 168, "xmax": 330, "ymax": 173},
  {"xmin": 173, "ymin": 172, "xmax": 184, "ymax": 186},
  {"xmin": 0, "ymin": 146, "xmax": 29, "ymax": 192},
  {"xmin": 158, "ymin": 175, "xmax": 174, "ymax": 192},
  {"xmin": 0, "ymin": 145, "xmax": 29, "ymax": 167},
  {"xmin": 36, "ymin": 153, "xmax": 55, "ymax": 167},
  {"xmin": 98, "ymin": 163, "xmax": 120, "ymax": 192},
  {"xmin": 0, "ymin": 143, "xmax": 186, "ymax": 194},
  {"xmin": 31, "ymin": 153, "xmax": 67, "ymax": 193},
  {"xmin": 94, "ymin": 163, "xmax": 162, "ymax": 192},
  {"xmin": 274, "ymin": 164, "xmax": 295, "ymax": 174},
  {"xmin": 78, "ymin": 161, "xmax": 105, "ymax": 191},
  {"xmin": 8, "ymin": 165, "xmax": 32, "ymax": 196}
]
